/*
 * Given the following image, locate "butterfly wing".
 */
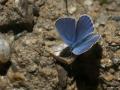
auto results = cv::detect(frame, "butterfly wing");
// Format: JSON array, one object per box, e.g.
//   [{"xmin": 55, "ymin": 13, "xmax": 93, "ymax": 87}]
[
  {"xmin": 55, "ymin": 18, "xmax": 76, "ymax": 45},
  {"xmin": 76, "ymin": 15, "xmax": 94, "ymax": 42},
  {"xmin": 72, "ymin": 33, "xmax": 101, "ymax": 55}
]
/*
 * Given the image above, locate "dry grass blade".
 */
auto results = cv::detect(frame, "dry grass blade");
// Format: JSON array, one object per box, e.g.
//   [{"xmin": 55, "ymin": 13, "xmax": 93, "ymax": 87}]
[{"xmin": 46, "ymin": 50, "xmax": 73, "ymax": 65}]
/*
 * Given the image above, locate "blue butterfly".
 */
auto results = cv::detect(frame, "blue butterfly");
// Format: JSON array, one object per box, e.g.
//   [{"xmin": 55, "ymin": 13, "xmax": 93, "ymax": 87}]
[{"xmin": 55, "ymin": 15, "xmax": 101, "ymax": 55}]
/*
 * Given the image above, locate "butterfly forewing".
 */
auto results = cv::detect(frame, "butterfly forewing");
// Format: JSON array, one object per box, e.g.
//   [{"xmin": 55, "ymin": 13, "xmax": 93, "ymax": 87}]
[{"xmin": 55, "ymin": 18, "xmax": 76, "ymax": 45}]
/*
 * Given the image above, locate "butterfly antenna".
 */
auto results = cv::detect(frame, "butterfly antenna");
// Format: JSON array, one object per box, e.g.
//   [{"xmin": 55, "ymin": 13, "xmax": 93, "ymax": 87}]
[{"xmin": 64, "ymin": 0, "xmax": 69, "ymax": 16}]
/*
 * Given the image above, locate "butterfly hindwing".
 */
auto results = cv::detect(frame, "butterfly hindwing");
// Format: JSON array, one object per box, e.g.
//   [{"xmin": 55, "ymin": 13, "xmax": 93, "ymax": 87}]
[
  {"xmin": 72, "ymin": 33, "xmax": 101, "ymax": 55},
  {"xmin": 55, "ymin": 18, "xmax": 76, "ymax": 45}
]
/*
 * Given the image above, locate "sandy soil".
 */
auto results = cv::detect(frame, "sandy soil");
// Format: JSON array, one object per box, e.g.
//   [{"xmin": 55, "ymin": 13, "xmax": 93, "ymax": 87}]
[{"xmin": 0, "ymin": 0, "xmax": 120, "ymax": 90}]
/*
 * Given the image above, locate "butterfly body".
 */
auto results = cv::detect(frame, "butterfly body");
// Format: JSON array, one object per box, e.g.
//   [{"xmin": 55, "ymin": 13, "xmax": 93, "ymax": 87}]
[{"xmin": 55, "ymin": 15, "xmax": 101, "ymax": 55}]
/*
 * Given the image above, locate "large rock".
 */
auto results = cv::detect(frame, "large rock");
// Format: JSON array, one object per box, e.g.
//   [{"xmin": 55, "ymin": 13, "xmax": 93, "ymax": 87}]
[{"xmin": 0, "ymin": 0, "xmax": 34, "ymax": 33}]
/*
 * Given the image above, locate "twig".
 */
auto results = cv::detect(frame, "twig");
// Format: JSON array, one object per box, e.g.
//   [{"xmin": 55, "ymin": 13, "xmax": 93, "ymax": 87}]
[
  {"xmin": 64, "ymin": 0, "xmax": 69, "ymax": 16},
  {"xmin": 45, "ymin": 50, "xmax": 73, "ymax": 65}
]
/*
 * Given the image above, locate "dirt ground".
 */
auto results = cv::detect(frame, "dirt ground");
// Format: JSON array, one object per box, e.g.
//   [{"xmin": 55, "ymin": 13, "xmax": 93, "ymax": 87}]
[{"xmin": 0, "ymin": 0, "xmax": 120, "ymax": 90}]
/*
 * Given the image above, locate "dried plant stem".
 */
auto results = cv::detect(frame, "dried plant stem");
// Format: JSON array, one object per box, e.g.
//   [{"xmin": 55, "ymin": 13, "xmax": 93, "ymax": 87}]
[{"xmin": 64, "ymin": 0, "xmax": 69, "ymax": 16}]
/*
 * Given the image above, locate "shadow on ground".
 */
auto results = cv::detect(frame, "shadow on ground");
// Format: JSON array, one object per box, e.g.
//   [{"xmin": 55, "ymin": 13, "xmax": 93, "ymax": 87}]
[
  {"xmin": 0, "ymin": 22, "xmax": 33, "ymax": 35},
  {"xmin": 55, "ymin": 43, "xmax": 103, "ymax": 90},
  {"xmin": 0, "ymin": 61, "xmax": 12, "ymax": 76}
]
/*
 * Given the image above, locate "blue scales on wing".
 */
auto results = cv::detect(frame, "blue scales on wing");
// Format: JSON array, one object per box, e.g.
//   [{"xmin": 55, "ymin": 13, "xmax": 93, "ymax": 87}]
[
  {"xmin": 55, "ymin": 18, "xmax": 76, "ymax": 45},
  {"xmin": 55, "ymin": 15, "xmax": 101, "ymax": 55},
  {"xmin": 71, "ymin": 15, "xmax": 100, "ymax": 55},
  {"xmin": 72, "ymin": 33, "xmax": 101, "ymax": 55},
  {"xmin": 76, "ymin": 15, "xmax": 94, "ymax": 43}
]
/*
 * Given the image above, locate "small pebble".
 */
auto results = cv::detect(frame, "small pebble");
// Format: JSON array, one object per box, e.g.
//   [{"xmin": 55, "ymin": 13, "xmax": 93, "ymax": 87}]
[
  {"xmin": 7, "ymin": 68, "xmax": 26, "ymax": 82},
  {"xmin": 102, "ymin": 73, "xmax": 114, "ymax": 81},
  {"xmin": 99, "ymin": 0, "xmax": 108, "ymax": 4},
  {"xmin": 114, "ymin": 50, "xmax": 120, "ymax": 58},
  {"xmin": 106, "ymin": 2, "xmax": 117, "ymax": 11},
  {"xmin": 109, "ymin": 45, "xmax": 120, "ymax": 52},
  {"xmin": 115, "ymin": 72, "xmax": 120, "ymax": 81},
  {"xmin": 112, "ymin": 58, "xmax": 120, "ymax": 65},
  {"xmin": 101, "ymin": 58, "xmax": 113, "ymax": 68},
  {"xmin": 0, "ymin": 0, "xmax": 7, "ymax": 4},
  {"xmin": 106, "ymin": 80, "xmax": 120, "ymax": 86},
  {"xmin": 0, "ymin": 76, "xmax": 8, "ymax": 90},
  {"xmin": 28, "ymin": 64, "xmax": 38, "ymax": 74},
  {"xmin": 84, "ymin": 0, "xmax": 93, "ymax": 6},
  {"xmin": 68, "ymin": 5, "xmax": 77, "ymax": 14},
  {"xmin": 115, "ymin": 0, "xmax": 120, "ymax": 5},
  {"xmin": 96, "ymin": 11, "xmax": 108, "ymax": 26},
  {"xmin": 118, "ymin": 66, "xmax": 120, "ymax": 70},
  {"xmin": 109, "ymin": 16, "xmax": 120, "ymax": 21},
  {"xmin": 107, "ymin": 87, "xmax": 114, "ymax": 90},
  {"xmin": 14, "ymin": 0, "xmax": 29, "ymax": 16},
  {"xmin": 109, "ymin": 69, "xmax": 115, "ymax": 74},
  {"xmin": 0, "ymin": 36, "xmax": 10, "ymax": 63},
  {"xmin": 40, "ymin": 68, "xmax": 57, "ymax": 77},
  {"xmin": 14, "ymin": 0, "xmax": 33, "ymax": 25}
]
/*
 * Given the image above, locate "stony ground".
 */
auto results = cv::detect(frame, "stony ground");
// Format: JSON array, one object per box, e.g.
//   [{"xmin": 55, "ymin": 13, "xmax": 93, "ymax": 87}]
[{"xmin": 0, "ymin": 0, "xmax": 120, "ymax": 90}]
